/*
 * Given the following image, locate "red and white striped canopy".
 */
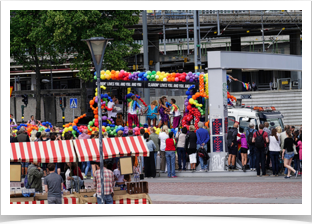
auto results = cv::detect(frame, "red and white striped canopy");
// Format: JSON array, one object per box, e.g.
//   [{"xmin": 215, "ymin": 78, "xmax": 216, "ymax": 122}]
[
  {"xmin": 73, "ymin": 136, "xmax": 149, "ymax": 162},
  {"xmin": 10, "ymin": 140, "xmax": 76, "ymax": 163}
]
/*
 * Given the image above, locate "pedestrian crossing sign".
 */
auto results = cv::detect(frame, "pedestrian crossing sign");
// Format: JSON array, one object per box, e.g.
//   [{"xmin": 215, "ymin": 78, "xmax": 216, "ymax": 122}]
[{"xmin": 70, "ymin": 98, "xmax": 78, "ymax": 108}]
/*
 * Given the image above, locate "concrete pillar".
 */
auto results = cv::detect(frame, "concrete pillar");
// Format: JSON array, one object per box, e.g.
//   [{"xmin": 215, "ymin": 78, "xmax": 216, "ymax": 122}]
[
  {"xmin": 31, "ymin": 74, "xmax": 36, "ymax": 90},
  {"xmin": 148, "ymin": 35, "xmax": 159, "ymax": 71},
  {"xmin": 290, "ymin": 31, "xmax": 302, "ymax": 88},
  {"xmin": 208, "ymin": 68, "xmax": 228, "ymax": 171},
  {"xmin": 230, "ymin": 36, "xmax": 242, "ymax": 91}
]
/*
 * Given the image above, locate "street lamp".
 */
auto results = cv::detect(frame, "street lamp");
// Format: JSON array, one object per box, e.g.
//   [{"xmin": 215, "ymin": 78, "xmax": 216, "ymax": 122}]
[{"xmin": 82, "ymin": 37, "xmax": 113, "ymax": 204}]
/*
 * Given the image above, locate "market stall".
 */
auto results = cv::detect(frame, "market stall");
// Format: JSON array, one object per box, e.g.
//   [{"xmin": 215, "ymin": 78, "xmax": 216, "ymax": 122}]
[
  {"xmin": 73, "ymin": 136, "xmax": 149, "ymax": 161},
  {"xmin": 10, "ymin": 140, "xmax": 76, "ymax": 163}
]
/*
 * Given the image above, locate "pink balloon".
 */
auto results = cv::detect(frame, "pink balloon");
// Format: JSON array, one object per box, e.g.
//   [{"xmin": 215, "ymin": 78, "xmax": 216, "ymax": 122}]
[{"xmin": 175, "ymin": 77, "xmax": 179, "ymax": 82}]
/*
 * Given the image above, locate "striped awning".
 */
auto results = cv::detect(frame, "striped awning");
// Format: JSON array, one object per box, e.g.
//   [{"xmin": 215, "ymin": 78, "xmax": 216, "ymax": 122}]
[
  {"xmin": 73, "ymin": 136, "xmax": 149, "ymax": 162},
  {"xmin": 10, "ymin": 140, "xmax": 76, "ymax": 163}
]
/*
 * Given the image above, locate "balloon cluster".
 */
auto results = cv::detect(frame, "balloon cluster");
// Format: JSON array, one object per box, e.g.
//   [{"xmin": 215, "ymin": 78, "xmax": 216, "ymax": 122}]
[
  {"xmin": 17, "ymin": 123, "xmax": 28, "ymax": 131},
  {"xmin": 227, "ymin": 91, "xmax": 237, "ymax": 106},
  {"xmin": 204, "ymin": 74, "xmax": 209, "ymax": 96},
  {"xmin": 94, "ymin": 70, "xmax": 203, "ymax": 83},
  {"xmin": 126, "ymin": 93, "xmax": 147, "ymax": 107},
  {"xmin": 27, "ymin": 125, "xmax": 38, "ymax": 136}
]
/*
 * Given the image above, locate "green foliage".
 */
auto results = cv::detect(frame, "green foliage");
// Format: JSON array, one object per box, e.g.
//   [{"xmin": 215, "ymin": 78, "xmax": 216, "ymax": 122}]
[
  {"xmin": 11, "ymin": 10, "xmax": 141, "ymax": 83},
  {"xmin": 44, "ymin": 10, "xmax": 141, "ymax": 82}
]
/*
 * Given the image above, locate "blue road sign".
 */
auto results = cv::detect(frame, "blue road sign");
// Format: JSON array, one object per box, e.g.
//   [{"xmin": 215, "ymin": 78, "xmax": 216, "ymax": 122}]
[{"xmin": 70, "ymin": 98, "xmax": 78, "ymax": 109}]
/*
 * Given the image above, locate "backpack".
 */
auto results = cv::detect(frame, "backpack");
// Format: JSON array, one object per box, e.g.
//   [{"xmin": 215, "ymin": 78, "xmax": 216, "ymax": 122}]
[
  {"xmin": 227, "ymin": 128, "xmax": 235, "ymax": 147},
  {"xmin": 255, "ymin": 131, "xmax": 265, "ymax": 148},
  {"xmin": 247, "ymin": 129, "xmax": 255, "ymax": 145},
  {"xmin": 24, "ymin": 166, "xmax": 37, "ymax": 189}
]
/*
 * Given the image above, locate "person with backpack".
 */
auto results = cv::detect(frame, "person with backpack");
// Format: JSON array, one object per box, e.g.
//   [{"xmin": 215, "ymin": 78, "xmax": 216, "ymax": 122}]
[
  {"xmin": 26, "ymin": 162, "xmax": 44, "ymax": 192},
  {"xmin": 246, "ymin": 123, "xmax": 257, "ymax": 171},
  {"xmin": 252, "ymin": 124, "xmax": 269, "ymax": 177},
  {"xmin": 227, "ymin": 122, "xmax": 239, "ymax": 171},
  {"xmin": 196, "ymin": 122, "xmax": 210, "ymax": 172}
]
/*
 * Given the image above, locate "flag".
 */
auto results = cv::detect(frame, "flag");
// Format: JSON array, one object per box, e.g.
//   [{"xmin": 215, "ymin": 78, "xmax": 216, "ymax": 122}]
[{"xmin": 10, "ymin": 86, "xmax": 13, "ymax": 97}]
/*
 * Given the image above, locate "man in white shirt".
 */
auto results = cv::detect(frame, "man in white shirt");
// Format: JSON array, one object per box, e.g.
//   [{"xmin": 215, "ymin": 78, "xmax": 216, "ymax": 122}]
[{"xmin": 158, "ymin": 127, "xmax": 169, "ymax": 173}]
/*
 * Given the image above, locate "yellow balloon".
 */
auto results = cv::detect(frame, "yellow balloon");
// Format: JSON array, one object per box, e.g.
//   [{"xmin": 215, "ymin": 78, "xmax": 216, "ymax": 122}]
[
  {"xmin": 64, "ymin": 128, "xmax": 68, "ymax": 132},
  {"xmin": 189, "ymin": 99, "xmax": 194, "ymax": 104},
  {"xmin": 95, "ymin": 92, "xmax": 97, "ymax": 96},
  {"xmin": 101, "ymin": 70, "xmax": 105, "ymax": 75},
  {"xmin": 100, "ymin": 74, "xmax": 105, "ymax": 80},
  {"xmin": 69, "ymin": 126, "xmax": 73, "ymax": 131}
]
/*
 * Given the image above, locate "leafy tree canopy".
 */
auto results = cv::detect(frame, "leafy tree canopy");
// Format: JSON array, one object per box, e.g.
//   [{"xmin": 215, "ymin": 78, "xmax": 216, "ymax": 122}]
[{"xmin": 44, "ymin": 10, "xmax": 141, "ymax": 82}]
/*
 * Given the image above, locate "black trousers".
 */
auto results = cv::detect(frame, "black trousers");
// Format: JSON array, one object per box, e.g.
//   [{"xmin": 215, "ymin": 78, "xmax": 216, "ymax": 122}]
[{"xmin": 256, "ymin": 147, "xmax": 266, "ymax": 175}]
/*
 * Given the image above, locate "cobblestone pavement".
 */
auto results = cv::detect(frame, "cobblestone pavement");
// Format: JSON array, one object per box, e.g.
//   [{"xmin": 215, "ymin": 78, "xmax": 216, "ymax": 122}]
[{"xmin": 148, "ymin": 182, "xmax": 302, "ymax": 199}]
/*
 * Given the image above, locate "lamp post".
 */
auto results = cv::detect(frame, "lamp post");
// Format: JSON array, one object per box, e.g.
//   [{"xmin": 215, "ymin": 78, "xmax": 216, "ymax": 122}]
[{"xmin": 82, "ymin": 37, "xmax": 112, "ymax": 204}]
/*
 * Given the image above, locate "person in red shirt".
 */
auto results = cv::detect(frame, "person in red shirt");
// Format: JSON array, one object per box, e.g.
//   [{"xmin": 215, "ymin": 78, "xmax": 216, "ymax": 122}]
[
  {"xmin": 252, "ymin": 124, "xmax": 269, "ymax": 177},
  {"xmin": 165, "ymin": 132, "xmax": 177, "ymax": 178}
]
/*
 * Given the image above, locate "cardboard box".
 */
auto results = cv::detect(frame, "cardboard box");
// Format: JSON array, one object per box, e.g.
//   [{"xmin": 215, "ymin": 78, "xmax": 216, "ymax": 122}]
[
  {"xmin": 114, "ymin": 190, "xmax": 127, "ymax": 195},
  {"xmin": 113, "ymin": 187, "xmax": 120, "ymax": 191},
  {"xmin": 10, "ymin": 197, "xmax": 35, "ymax": 203},
  {"xmin": 78, "ymin": 192, "xmax": 96, "ymax": 197},
  {"xmin": 34, "ymin": 193, "xmax": 47, "ymax": 201}
]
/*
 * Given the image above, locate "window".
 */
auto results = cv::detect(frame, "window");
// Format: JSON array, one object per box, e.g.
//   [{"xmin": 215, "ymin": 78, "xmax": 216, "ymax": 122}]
[
  {"xmin": 239, "ymin": 117, "xmax": 258, "ymax": 133},
  {"xmin": 228, "ymin": 116, "xmax": 235, "ymax": 128}
]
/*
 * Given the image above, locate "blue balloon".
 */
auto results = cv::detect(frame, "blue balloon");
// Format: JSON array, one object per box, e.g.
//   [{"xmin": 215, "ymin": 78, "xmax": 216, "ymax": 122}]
[
  {"xmin": 138, "ymin": 78, "xmax": 142, "ymax": 81},
  {"xmin": 45, "ymin": 128, "xmax": 50, "ymax": 132},
  {"xmin": 187, "ymin": 95, "xmax": 192, "ymax": 99},
  {"xmin": 103, "ymin": 94, "xmax": 108, "ymax": 98},
  {"xmin": 185, "ymin": 91, "xmax": 190, "ymax": 95}
]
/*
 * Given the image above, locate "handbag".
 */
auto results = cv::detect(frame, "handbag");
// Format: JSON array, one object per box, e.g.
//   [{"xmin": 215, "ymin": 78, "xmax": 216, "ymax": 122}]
[
  {"xmin": 293, "ymin": 144, "xmax": 298, "ymax": 155},
  {"xmin": 264, "ymin": 146, "xmax": 269, "ymax": 154}
]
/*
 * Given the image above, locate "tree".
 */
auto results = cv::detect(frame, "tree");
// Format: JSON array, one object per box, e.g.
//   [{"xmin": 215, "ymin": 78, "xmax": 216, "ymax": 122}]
[
  {"xmin": 10, "ymin": 10, "xmax": 68, "ymax": 121},
  {"xmin": 44, "ymin": 10, "xmax": 141, "ymax": 114}
]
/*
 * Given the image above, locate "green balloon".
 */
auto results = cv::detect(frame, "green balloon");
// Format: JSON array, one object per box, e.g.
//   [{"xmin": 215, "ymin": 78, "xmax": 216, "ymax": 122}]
[
  {"xmin": 151, "ymin": 75, "xmax": 155, "ymax": 79},
  {"xmin": 152, "ymin": 71, "xmax": 156, "ymax": 74},
  {"xmin": 106, "ymin": 126, "xmax": 110, "ymax": 131},
  {"xmin": 147, "ymin": 71, "xmax": 151, "ymax": 75},
  {"xmin": 94, "ymin": 76, "xmax": 97, "ymax": 80},
  {"xmin": 88, "ymin": 121, "xmax": 93, "ymax": 126},
  {"xmin": 127, "ymin": 98, "xmax": 131, "ymax": 102},
  {"xmin": 194, "ymin": 100, "xmax": 198, "ymax": 104},
  {"xmin": 147, "ymin": 75, "xmax": 151, "ymax": 79},
  {"xmin": 72, "ymin": 130, "xmax": 77, "ymax": 135},
  {"xmin": 114, "ymin": 133, "xmax": 117, "ymax": 136}
]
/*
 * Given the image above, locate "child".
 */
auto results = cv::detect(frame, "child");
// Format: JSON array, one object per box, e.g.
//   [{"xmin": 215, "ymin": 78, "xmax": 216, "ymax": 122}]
[
  {"xmin": 145, "ymin": 100, "xmax": 158, "ymax": 127},
  {"xmin": 127, "ymin": 95, "xmax": 141, "ymax": 128},
  {"xmin": 170, "ymin": 98, "xmax": 181, "ymax": 129}
]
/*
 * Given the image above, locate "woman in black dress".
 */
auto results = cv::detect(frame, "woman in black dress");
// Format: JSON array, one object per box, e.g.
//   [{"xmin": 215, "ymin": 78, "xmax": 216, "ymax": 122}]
[
  {"xmin": 143, "ymin": 133, "xmax": 157, "ymax": 178},
  {"xmin": 185, "ymin": 125, "xmax": 197, "ymax": 172}
]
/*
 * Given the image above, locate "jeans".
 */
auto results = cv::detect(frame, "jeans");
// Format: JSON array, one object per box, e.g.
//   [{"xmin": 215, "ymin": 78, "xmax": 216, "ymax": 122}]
[
  {"xmin": 249, "ymin": 145, "xmax": 256, "ymax": 169},
  {"xmin": 294, "ymin": 158, "xmax": 300, "ymax": 171},
  {"xmin": 22, "ymin": 162, "xmax": 30, "ymax": 168},
  {"xmin": 165, "ymin": 151, "xmax": 176, "ymax": 177},
  {"xmin": 97, "ymin": 194, "xmax": 113, "ymax": 204},
  {"xmin": 197, "ymin": 144, "xmax": 208, "ymax": 170},
  {"xmin": 84, "ymin": 161, "xmax": 93, "ymax": 177},
  {"xmin": 70, "ymin": 176, "xmax": 84, "ymax": 192},
  {"xmin": 255, "ymin": 147, "xmax": 266, "ymax": 175},
  {"xmin": 270, "ymin": 151, "xmax": 280, "ymax": 175},
  {"xmin": 154, "ymin": 152, "xmax": 157, "ymax": 169},
  {"xmin": 48, "ymin": 197, "xmax": 62, "ymax": 204},
  {"xmin": 81, "ymin": 162, "xmax": 87, "ymax": 172},
  {"xmin": 177, "ymin": 147, "xmax": 186, "ymax": 170}
]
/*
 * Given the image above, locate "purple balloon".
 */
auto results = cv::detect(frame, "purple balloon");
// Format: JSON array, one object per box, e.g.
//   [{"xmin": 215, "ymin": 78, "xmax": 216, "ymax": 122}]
[
  {"xmin": 184, "ymin": 102, "xmax": 189, "ymax": 106},
  {"xmin": 190, "ymin": 78, "xmax": 194, "ymax": 82},
  {"xmin": 186, "ymin": 76, "xmax": 190, "ymax": 80},
  {"xmin": 102, "ymin": 116, "xmax": 107, "ymax": 120}
]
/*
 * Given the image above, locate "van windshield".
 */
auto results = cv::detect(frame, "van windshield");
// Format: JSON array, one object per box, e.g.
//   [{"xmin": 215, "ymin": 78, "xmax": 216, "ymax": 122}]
[{"xmin": 260, "ymin": 118, "xmax": 284, "ymax": 130}]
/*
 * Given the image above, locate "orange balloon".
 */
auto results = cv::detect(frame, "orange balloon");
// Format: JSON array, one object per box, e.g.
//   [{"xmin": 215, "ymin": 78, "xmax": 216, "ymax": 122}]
[
  {"xmin": 90, "ymin": 100, "xmax": 94, "ymax": 105},
  {"xmin": 74, "ymin": 119, "xmax": 78, "ymax": 124},
  {"xmin": 94, "ymin": 115, "xmax": 98, "ymax": 119}
]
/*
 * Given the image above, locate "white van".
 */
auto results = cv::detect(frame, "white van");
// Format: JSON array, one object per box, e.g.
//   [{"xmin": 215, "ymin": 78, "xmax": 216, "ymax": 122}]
[{"xmin": 228, "ymin": 105, "xmax": 285, "ymax": 134}]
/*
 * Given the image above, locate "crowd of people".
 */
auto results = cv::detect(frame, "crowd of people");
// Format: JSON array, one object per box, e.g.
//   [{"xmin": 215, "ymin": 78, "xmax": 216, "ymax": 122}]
[
  {"xmin": 10, "ymin": 96, "xmax": 303, "ymax": 203},
  {"xmin": 228, "ymin": 122, "xmax": 302, "ymax": 178}
]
